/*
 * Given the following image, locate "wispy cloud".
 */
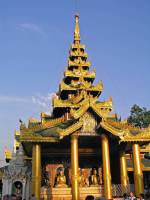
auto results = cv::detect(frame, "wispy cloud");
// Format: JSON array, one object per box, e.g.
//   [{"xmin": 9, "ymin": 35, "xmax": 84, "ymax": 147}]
[
  {"xmin": 0, "ymin": 93, "xmax": 54, "ymax": 107},
  {"xmin": 0, "ymin": 95, "xmax": 30, "ymax": 103},
  {"xmin": 32, "ymin": 93, "xmax": 54, "ymax": 109},
  {"xmin": 17, "ymin": 22, "xmax": 45, "ymax": 35}
]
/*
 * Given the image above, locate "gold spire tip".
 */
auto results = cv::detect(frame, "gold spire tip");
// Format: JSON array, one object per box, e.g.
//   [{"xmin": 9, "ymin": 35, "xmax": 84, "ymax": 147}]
[{"xmin": 74, "ymin": 14, "xmax": 80, "ymax": 42}]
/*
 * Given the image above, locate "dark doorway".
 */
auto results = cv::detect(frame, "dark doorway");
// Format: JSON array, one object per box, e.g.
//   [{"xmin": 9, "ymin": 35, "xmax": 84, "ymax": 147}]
[{"xmin": 12, "ymin": 181, "xmax": 23, "ymax": 198}]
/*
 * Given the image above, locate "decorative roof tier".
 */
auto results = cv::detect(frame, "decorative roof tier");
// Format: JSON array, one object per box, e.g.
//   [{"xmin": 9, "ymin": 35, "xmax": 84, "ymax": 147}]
[
  {"xmin": 52, "ymin": 15, "xmax": 106, "ymax": 118},
  {"xmin": 64, "ymin": 68, "xmax": 96, "ymax": 79}
]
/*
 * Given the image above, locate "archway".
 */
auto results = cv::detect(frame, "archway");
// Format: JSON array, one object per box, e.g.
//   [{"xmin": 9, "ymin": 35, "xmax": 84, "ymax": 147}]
[{"xmin": 12, "ymin": 181, "xmax": 23, "ymax": 198}]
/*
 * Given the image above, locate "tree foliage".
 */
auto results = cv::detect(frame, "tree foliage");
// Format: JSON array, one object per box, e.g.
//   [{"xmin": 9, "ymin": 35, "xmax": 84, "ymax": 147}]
[{"xmin": 128, "ymin": 104, "xmax": 150, "ymax": 128}]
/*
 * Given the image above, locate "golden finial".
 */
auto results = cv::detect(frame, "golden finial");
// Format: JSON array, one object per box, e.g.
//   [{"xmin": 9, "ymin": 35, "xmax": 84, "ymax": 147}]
[{"xmin": 74, "ymin": 14, "xmax": 80, "ymax": 43}]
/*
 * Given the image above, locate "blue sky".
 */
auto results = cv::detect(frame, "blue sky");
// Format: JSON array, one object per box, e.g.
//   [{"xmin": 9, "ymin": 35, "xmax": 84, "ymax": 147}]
[{"xmin": 0, "ymin": 0, "xmax": 150, "ymax": 163}]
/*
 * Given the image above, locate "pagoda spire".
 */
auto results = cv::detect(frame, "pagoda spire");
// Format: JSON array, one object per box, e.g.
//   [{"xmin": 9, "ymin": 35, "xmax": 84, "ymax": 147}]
[{"xmin": 74, "ymin": 14, "xmax": 80, "ymax": 43}]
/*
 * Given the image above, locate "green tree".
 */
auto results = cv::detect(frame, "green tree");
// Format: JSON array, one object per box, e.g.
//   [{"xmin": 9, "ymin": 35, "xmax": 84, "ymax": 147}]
[{"xmin": 128, "ymin": 104, "xmax": 150, "ymax": 128}]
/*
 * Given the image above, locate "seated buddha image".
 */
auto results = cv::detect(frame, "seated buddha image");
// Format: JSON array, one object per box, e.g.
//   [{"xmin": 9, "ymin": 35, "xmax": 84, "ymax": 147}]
[
  {"xmin": 55, "ymin": 169, "xmax": 68, "ymax": 188},
  {"xmin": 89, "ymin": 168, "xmax": 100, "ymax": 186},
  {"xmin": 78, "ymin": 169, "xmax": 89, "ymax": 187}
]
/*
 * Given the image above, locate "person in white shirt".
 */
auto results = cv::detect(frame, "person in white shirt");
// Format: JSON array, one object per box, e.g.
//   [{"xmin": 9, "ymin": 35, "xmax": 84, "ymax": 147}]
[{"xmin": 129, "ymin": 192, "xmax": 136, "ymax": 200}]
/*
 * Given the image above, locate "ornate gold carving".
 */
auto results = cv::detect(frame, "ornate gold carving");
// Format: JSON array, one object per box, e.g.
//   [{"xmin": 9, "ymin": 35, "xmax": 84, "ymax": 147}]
[
  {"xmin": 42, "ymin": 116, "xmax": 65, "ymax": 128},
  {"xmin": 88, "ymin": 81, "xmax": 103, "ymax": 92},
  {"xmin": 20, "ymin": 134, "xmax": 59, "ymax": 143},
  {"xmin": 64, "ymin": 68, "xmax": 96, "ymax": 79},
  {"xmin": 70, "ymin": 50, "xmax": 88, "ymax": 58},
  {"xmin": 68, "ymin": 60, "xmax": 91, "ymax": 68},
  {"xmin": 70, "ymin": 102, "xmax": 89, "ymax": 119},
  {"xmin": 59, "ymin": 80, "xmax": 76, "ymax": 92},
  {"xmin": 100, "ymin": 118, "xmax": 150, "ymax": 142},
  {"xmin": 80, "ymin": 112, "xmax": 97, "ymax": 133},
  {"xmin": 91, "ymin": 104, "xmax": 104, "ymax": 118},
  {"xmin": 100, "ymin": 119, "xmax": 125, "ymax": 138},
  {"xmin": 57, "ymin": 121, "xmax": 83, "ymax": 138},
  {"xmin": 4, "ymin": 149, "xmax": 12, "ymax": 160},
  {"xmin": 71, "ymin": 43, "xmax": 85, "ymax": 50}
]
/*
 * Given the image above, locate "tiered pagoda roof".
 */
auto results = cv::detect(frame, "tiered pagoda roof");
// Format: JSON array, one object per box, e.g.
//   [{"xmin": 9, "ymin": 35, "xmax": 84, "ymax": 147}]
[
  {"xmin": 19, "ymin": 15, "xmax": 150, "ymax": 144},
  {"xmin": 52, "ymin": 15, "xmax": 106, "ymax": 119}
]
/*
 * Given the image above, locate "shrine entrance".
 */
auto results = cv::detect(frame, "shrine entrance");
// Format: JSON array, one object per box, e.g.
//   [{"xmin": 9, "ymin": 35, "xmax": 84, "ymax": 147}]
[
  {"xmin": 12, "ymin": 181, "xmax": 22, "ymax": 198},
  {"xmin": 40, "ymin": 135, "xmax": 104, "ymax": 199}
]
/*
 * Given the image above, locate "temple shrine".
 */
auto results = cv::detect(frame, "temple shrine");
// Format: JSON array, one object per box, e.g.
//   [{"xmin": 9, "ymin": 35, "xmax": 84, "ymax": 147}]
[{"xmin": 2, "ymin": 15, "xmax": 150, "ymax": 200}]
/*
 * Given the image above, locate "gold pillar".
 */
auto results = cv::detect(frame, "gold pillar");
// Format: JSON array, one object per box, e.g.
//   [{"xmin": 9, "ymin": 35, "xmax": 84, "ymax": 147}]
[
  {"xmin": 32, "ymin": 143, "xmax": 41, "ymax": 199},
  {"xmin": 120, "ymin": 151, "xmax": 128, "ymax": 192},
  {"xmin": 101, "ymin": 135, "xmax": 112, "ymax": 199},
  {"xmin": 71, "ymin": 135, "xmax": 79, "ymax": 200},
  {"xmin": 132, "ymin": 143, "xmax": 144, "ymax": 197}
]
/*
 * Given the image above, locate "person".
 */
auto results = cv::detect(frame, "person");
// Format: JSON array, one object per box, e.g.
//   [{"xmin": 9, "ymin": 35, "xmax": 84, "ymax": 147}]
[
  {"xmin": 31, "ymin": 194, "xmax": 37, "ymax": 200},
  {"xmin": 85, "ymin": 195, "xmax": 95, "ymax": 200},
  {"xmin": 139, "ymin": 193, "xmax": 144, "ymax": 200},
  {"xmin": 123, "ymin": 193, "xmax": 129, "ymax": 200},
  {"xmin": 129, "ymin": 192, "xmax": 136, "ymax": 200}
]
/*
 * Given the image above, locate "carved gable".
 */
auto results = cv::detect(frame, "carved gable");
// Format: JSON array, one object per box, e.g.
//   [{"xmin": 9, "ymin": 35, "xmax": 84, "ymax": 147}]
[{"xmin": 80, "ymin": 112, "xmax": 97, "ymax": 134}]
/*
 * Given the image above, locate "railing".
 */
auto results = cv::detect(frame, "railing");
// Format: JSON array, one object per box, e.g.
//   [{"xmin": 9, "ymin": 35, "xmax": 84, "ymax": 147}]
[{"xmin": 112, "ymin": 184, "xmax": 135, "ymax": 197}]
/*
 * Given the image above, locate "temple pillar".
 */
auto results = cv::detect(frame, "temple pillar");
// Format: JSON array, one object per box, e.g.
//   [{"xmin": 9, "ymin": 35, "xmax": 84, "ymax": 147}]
[
  {"xmin": 32, "ymin": 143, "xmax": 41, "ymax": 199},
  {"xmin": 120, "ymin": 151, "xmax": 128, "ymax": 193},
  {"xmin": 132, "ymin": 143, "xmax": 144, "ymax": 197},
  {"xmin": 101, "ymin": 135, "xmax": 112, "ymax": 199},
  {"xmin": 71, "ymin": 135, "xmax": 79, "ymax": 200}
]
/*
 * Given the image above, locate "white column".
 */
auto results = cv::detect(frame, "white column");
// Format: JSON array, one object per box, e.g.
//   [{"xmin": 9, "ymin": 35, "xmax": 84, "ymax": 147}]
[
  {"xmin": 8, "ymin": 180, "xmax": 12, "ymax": 195},
  {"xmin": 22, "ymin": 180, "xmax": 26, "ymax": 199}
]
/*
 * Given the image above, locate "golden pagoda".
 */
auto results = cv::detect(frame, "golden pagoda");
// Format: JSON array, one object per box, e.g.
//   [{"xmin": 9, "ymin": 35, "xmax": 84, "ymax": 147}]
[{"xmin": 4, "ymin": 15, "xmax": 150, "ymax": 200}]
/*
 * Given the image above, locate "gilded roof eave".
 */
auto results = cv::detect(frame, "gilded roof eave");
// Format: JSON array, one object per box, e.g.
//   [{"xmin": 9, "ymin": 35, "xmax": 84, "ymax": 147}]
[
  {"xmin": 100, "ymin": 119, "xmax": 125, "ymax": 138},
  {"xmin": 57, "ymin": 120, "xmax": 83, "ymax": 139},
  {"xmin": 20, "ymin": 114, "xmax": 150, "ymax": 144},
  {"xmin": 100, "ymin": 119, "xmax": 150, "ymax": 143},
  {"xmin": 20, "ymin": 135, "xmax": 59, "ymax": 143},
  {"xmin": 20, "ymin": 118, "xmax": 83, "ymax": 143}
]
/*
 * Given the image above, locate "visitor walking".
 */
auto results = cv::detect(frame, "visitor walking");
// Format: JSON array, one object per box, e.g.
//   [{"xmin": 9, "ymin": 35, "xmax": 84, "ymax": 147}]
[{"xmin": 129, "ymin": 192, "xmax": 136, "ymax": 200}]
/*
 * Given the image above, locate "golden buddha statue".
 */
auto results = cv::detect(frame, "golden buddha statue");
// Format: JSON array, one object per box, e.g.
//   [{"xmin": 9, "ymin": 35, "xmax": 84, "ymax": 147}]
[
  {"xmin": 78, "ymin": 169, "xmax": 88, "ymax": 187},
  {"xmin": 55, "ymin": 170, "xmax": 68, "ymax": 188},
  {"xmin": 89, "ymin": 168, "xmax": 99, "ymax": 186}
]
